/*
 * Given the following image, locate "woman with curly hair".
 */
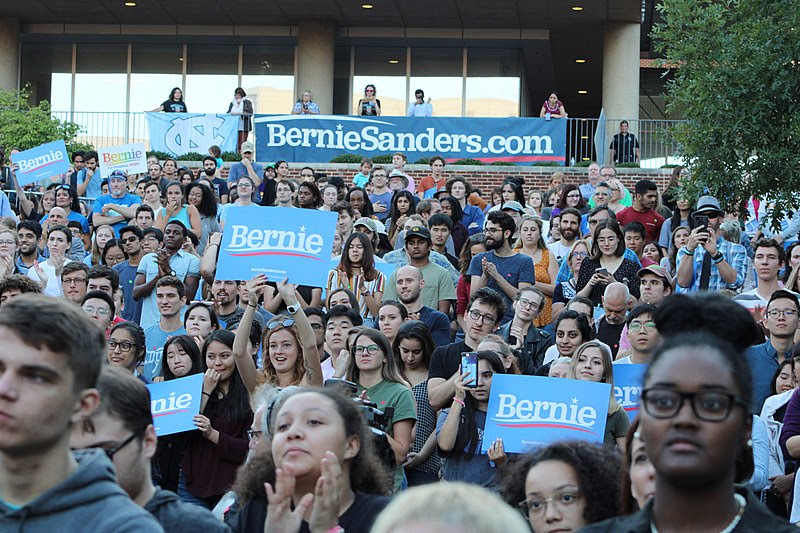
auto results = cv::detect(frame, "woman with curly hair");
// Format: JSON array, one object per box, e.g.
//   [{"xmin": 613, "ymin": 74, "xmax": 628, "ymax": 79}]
[
  {"xmin": 500, "ymin": 440, "xmax": 621, "ymax": 532},
  {"xmin": 230, "ymin": 387, "xmax": 392, "ymax": 533}
]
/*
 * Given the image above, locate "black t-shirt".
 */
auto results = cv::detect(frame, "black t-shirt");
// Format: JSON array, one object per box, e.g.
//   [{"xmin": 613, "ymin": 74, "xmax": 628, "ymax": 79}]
[
  {"xmin": 161, "ymin": 100, "xmax": 187, "ymax": 113},
  {"xmin": 233, "ymin": 492, "xmax": 391, "ymax": 533},
  {"xmin": 596, "ymin": 317, "xmax": 625, "ymax": 356},
  {"xmin": 429, "ymin": 340, "xmax": 470, "ymax": 381}
]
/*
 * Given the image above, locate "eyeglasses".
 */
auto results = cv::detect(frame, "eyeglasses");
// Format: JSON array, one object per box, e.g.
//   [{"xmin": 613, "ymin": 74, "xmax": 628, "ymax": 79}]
[
  {"xmin": 309, "ymin": 323, "xmax": 324, "ymax": 330},
  {"xmin": 63, "ymin": 277, "xmax": 87, "ymax": 285},
  {"xmin": 566, "ymin": 193, "xmax": 581, "ymax": 199},
  {"xmin": 767, "ymin": 309, "xmax": 798, "ymax": 319},
  {"xmin": 247, "ymin": 429, "xmax": 263, "ymax": 441},
  {"xmin": 468, "ymin": 309, "xmax": 496, "ymax": 325},
  {"xmin": 83, "ymin": 305, "xmax": 111, "ymax": 316},
  {"xmin": 0, "ymin": 240, "xmax": 15, "ymax": 246},
  {"xmin": 121, "ymin": 235, "xmax": 139, "ymax": 243},
  {"xmin": 518, "ymin": 489, "xmax": 581, "ymax": 517},
  {"xmin": 483, "ymin": 227, "xmax": 503, "ymax": 235},
  {"xmin": 104, "ymin": 431, "xmax": 143, "ymax": 460},
  {"xmin": 641, "ymin": 387, "xmax": 748, "ymax": 422},
  {"xmin": 517, "ymin": 298, "xmax": 540, "ymax": 310},
  {"xmin": 571, "ymin": 251, "xmax": 588, "ymax": 259},
  {"xmin": 108, "ymin": 339, "xmax": 134, "ymax": 352},
  {"xmin": 267, "ymin": 318, "xmax": 295, "ymax": 330},
  {"xmin": 628, "ymin": 320, "xmax": 657, "ymax": 332},
  {"xmin": 353, "ymin": 344, "xmax": 381, "ymax": 355},
  {"xmin": 237, "ymin": 182, "xmax": 253, "ymax": 189}
]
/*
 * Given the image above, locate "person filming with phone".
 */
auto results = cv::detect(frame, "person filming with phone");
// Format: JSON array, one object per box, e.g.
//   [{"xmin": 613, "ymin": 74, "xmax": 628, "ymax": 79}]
[
  {"xmin": 676, "ymin": 195, "xmax": 747, "ymax": 293},
  {"xmin": 576, "ymin": 219, "xmax": 641, "ymax": 308}
]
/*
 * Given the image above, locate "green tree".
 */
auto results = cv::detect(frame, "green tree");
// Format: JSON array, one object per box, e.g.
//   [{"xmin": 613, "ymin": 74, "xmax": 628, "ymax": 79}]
[
  {"xmin": 0, "ymin": 87, "xmax": 91, "ymax": 154},
  {"xmin": 652, "ymin": 0, "xmax": 800, "ymax": 228}
]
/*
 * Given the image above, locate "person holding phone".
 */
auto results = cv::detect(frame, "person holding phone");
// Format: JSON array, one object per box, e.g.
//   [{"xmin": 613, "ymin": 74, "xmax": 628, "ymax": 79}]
[
  {"xmin": 356, "ymin": 84, "xmax": 381, "ymax": 116},
  {"xmin": 436, "ymin": 351, "xmax": 507, "ymax": 488},
  {"xmin": 676, "ymin": 195, "xmax": 747, "ymax": 293},
  {"xmin": 407, "ymin": 89, "xmax": 433, "ymax": 117},
  {"xmin": 291, "ymin": 89, "xmax": 320, "ymax": 115},
  {"xmin": 576, "ymin": 219, "xmax": 641, "ymax": 307}
]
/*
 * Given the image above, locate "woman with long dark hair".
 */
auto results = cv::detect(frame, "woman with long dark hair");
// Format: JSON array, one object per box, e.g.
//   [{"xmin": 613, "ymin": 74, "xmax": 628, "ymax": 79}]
[
  {"xmin": 436, "ymin": 350, "xmax": 506, "ymax": 488},
  {"xmin": 553, "ymin": 183, "xmax": 588, "ymax": 216},
  {"xmin": 186, "ymin": 181, "xmax": 220, "ymax": 255},
  {"xmin": 440, "ymin": 195, "xmax": 469, "ymax": 256},
  {"xmin": 445, "ymin": 175, "xmax": 484, "ymax": 236},
  {"xmin": 179, "ymin": 330, "xmax": 253, "ymax": 509},
  {"xmin": 326, "ymin": 232, "xmax": 385, "ymax": 321},
  {"xmin": 501, "ymin": 178, "xmax": 526, "ymax": 208},
  {"xmin": 155, "ymin": 335, "xmax": 205, "ymax": 493},
  {"xmin": 153, "ymin": 87, "xmax": 187, "ymax": 113},
  {"xmin": 658, "ymin": 195, "xmax": 694, "ymax": 249},
  {"xmin": 456, "ymin": 234, "xmax": 487, "ymax": 332},
  {"xmin": 576, "ymin": 218, "xmax": 641, "ymax": 306},
  {"xmin": 394, "ymin": 321, "xmax": 441, "ymax": 486},
  {"xmin": 386, "ymin": 190, "xmax": 417, "ymax": 246},
  {"xmin": 231, "ymin": 388, "xmax": 392, "ymax": 533}
]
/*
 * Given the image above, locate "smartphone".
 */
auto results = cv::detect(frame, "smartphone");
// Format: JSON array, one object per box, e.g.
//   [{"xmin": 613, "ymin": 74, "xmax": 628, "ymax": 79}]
[
  {"xmin": 595, "ymin": 267, "xmax": 610, "ymax": 277},
  {"xmin": 695, "ymin": 215, "xmax": 709, "ymax": 231},
  {"xmin": 508, "ymin": 334, "xmax": 518, "ymax": 346},
  {"xmin": 461, "ymin": 352, "xmax": 478, "ymax": 388}
]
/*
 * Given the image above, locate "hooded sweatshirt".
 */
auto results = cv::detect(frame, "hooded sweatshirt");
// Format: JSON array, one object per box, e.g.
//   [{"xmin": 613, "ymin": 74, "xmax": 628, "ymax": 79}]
[
  {"xmin": 144, "ymin": 488, "xmax": 228, "ymax": 533},
  {"xmin": 0, "ymin": 449, "xmax": 163, "ymax": 533}
]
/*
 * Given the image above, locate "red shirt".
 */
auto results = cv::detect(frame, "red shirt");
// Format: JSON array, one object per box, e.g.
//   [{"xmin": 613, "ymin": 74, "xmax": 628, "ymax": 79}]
[{"xmin": 617, "ymin": 207, "xmax": 665, "ymax": 243}]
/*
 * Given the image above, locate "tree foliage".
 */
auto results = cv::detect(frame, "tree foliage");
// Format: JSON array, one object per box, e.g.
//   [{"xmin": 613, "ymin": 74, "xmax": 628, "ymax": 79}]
[
  {"xmin": 0, "ymin": 86, "xmax": 92, "ymax": 154},
  {"xmin": 652, "ymin": 0, "xmax": 800, "ymax": 227}
]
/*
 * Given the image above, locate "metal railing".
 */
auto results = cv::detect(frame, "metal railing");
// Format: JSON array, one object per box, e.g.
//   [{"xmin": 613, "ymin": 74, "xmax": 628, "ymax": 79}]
[{"xmin": 52, "ymin": 111, "xmax": 685, "ymax": 167}]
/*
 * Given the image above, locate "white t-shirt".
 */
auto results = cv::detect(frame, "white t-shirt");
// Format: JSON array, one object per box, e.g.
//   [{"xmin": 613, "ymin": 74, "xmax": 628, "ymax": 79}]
[
  {"xmin": 547, "ymin": 240, "xmax": 573, "ymax": 264},
  {"xmin": 27, "ymin": 259, "xmax": 74, "ymax": 297}
]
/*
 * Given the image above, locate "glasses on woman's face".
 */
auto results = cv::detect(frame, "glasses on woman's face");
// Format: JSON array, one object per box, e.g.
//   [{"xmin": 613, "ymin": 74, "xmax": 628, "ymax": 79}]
[
  {"xmin": 108, "ymin": 339, "xmax": 134, "ymax": 352},
  {"xmin": 641, "ymin": 387, "xmax": 747, "ymax": 422},
  {"xmin": 567, "ymin": 193, "xmax": 581, "ymax": 199},
  {"xmin": 518, "ymin": 488, "xmax": 581, "ymax": 517},
  {"xmin": 352, "ymin": 344, "xmax": 380, "ymax": 355},
  {"xmin": 0, "ymin": 240, "xmax": 15, "ymax": 247},
  {"xmin": 237, "ymin": 182, "xmax": 252, "ymax": 189},
  {"xmin": 571, "ymin": 251, "xmax": 588, "ymax": 259}
]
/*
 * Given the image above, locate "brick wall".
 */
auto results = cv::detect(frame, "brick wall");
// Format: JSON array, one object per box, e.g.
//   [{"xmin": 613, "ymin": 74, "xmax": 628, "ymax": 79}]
[{"xmin": 194, "ymin": 161, "xmax": 673, "ymax": 197}]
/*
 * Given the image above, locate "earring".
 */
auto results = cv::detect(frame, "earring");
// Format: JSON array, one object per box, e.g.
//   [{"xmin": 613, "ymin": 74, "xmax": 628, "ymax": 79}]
[
  {"xmin": 633, "ymin": 431, "xmax": 641, "ymax": 439},
  {"xmin": 746, "ymin": 439, "xmax": 753, "ymax": 448}
]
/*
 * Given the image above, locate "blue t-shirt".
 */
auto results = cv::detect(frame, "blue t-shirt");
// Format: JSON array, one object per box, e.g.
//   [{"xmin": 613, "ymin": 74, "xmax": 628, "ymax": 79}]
[
  {"xmin": 369, "ymin": 191, "xmax": 394, "ymax": 221},
  {"xmin": 467, "ymin": 251, "xmax": 535, "ymax": 324},
  {"xmin": 143, "ymin": 323, "xmax": 186, "ymax": 380},
  {"xmin": 228, "ymin": 161, "xmax": 264, "ymax": 202},
  {"xmin": 436, "ymin": 409, "xmax": 496, "ymax": 488},
  {"xmin": 77, "ymin": 168, "xmax": 104, "ymax": 199},
  {"xmin": 91, "ymin": 193, "xmax": 142, "ymax": 235},
  {"xmin": 114, "ymin": 260, "xmax": 143, "ymax": 323},
  {"xmin": 352, "ymin": 173, "xmax": 369, "ymax": 188}
]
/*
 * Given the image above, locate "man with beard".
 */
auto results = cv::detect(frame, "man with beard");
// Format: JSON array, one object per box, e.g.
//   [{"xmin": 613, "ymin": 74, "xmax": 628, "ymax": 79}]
[
  {"xmin": 468, "ymin": 210, "xmax": 534, "ymax": 324},
  {"xmin": 211, "ymin": 278, "xmax": 264, "ymax": 330},
  {"xmin": 114, "ymin": 226, "xmax": 145, "ymax": 323},
  {"xmin": 201, "ymin": 156, "xmax": 229, "ymax": 204},
  {"xmin": 382, "ymin": 227, "xmax": 456, "ymax": 314},
  {"xmin": 595, "ymin": 282, "xmax": 631, "ymax": 357},
  {"xmin": 15, "ymin": 220, "xmax": 44, "ymax": 275},
  {"xmin": 394, "ymin": 265, "xmax": 450, "ymax": 345},
  {"xmin": 616, "ymin": 179, "xmax": 664, "ymax": 243},
  {"xmin": 133, "ymin": 220, "xmax": 200, "ymax": 330},
  {"xmin": 91, "ymin": 170, "xmax": 142, "ymax": 235},
  {"xmin": 547, "ymin": 207, "xmax": 581, "ymax": 264}
]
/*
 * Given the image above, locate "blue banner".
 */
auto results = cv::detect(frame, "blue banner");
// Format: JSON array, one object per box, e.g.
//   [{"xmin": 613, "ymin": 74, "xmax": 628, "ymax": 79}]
[
  {"xmin": 146, "ymin": 112, "xmax": 239, "ymax": 157},
  {"xmin": 482, "ymin": 375, "xmax": 611, "ymax": 454},
  {"xmin": 613, "ymin": 364, "xmax": 647, "ymax": 422},
  {"xmin": 10, "ymin": 140, "xmax": 70, "ymax": 186},
  {"xmin": 216, "ymin": 206, "xmax": 337, "ymax": 287},
  {"xmin": 147, "ymin": 373, "xmax": 203, "ymax": 436},
  {"xmin": 254, "ymin": 115, "xmax": 566, "ymax": 165}
]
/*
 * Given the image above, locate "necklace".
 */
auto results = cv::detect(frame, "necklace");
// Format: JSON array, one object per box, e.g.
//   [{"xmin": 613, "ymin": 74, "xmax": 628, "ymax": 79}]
[
  {"xmin": 545, "ymin": 100, "xmax": 559, "ymax": 112},
  {"xmin": 650, "ymin": 493, "xmax": 746, "ymax": 533}
]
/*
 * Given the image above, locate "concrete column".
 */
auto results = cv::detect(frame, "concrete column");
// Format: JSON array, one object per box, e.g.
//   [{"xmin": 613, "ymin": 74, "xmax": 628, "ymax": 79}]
[
  {"xmin": 0, "ymin": 18, "xmax": 20, "ymax": 92},
  {"xmin": 602, "ymin": 22, "xmax": 640, "ymax": 162},
  {"xmin": 296, "ymin": 20, "xmax": 335, "ymax": 115}
]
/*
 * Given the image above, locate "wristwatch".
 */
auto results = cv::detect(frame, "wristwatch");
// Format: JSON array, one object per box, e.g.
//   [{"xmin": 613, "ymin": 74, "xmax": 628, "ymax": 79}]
[{"xmin": 286, "ymin": 303, "xmax": 300, "ymax": 315}]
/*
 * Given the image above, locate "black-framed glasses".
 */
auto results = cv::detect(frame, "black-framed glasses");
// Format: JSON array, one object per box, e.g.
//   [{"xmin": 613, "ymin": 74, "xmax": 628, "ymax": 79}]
[
  {"xmin": 105, "ymin": 430, "xmax": 143, "ymax": 460},
  {"xmin": 467, "ymin": 309, "xmax": 496, "ymax": 325},
  {"xmin": 641, "ymin": 387, "xmax": 748, "ymax": 422},
  {"xmin": 108, "ymin": 339, "xmax": 134, "ymax": 352},
  {"xmin": 247, "ymin": 429, "xmax": 263, "ymax": 441},
  {"xmin": 267, "ymin": 318, "xmax": 295, "ymax": 330},
  {"xmin": 767, "ymin": 309, "xmax": 798, "ymax": 319},
  {"xmin": 352, "ymin": 344, "xmax": 380, "ymax": 355}
]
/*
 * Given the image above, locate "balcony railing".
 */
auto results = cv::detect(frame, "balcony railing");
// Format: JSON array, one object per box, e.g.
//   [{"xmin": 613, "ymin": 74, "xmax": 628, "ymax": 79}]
[{"xmin": 52, "ymin": 111, "xmax": 685, "ymax": 168}]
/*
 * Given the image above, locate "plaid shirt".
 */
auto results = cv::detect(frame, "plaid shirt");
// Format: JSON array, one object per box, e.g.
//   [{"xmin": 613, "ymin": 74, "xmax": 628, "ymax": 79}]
[{"xmin": 675, "ymin": 238, "xmax": 747, "ymax": 293}]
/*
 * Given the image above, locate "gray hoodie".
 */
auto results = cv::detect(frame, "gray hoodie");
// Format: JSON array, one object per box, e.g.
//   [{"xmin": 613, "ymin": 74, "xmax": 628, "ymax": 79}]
[
  {"xmin": 145, "ymin": 488, "xmax": 229, "ymax": 533},
  {"xmin": 0, "ymin": 449, "xmax": 163, "ymax": 533}
]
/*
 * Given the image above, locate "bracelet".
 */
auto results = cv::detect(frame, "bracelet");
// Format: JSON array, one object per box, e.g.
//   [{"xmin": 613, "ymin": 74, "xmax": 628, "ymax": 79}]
[
  {"xmin": 453, "ymin": 397, "xmax": 465, "ymax": 407},
  {"xmin": 247, "ymin": 302, "xmax": 258, "ymax": 308},
  {"xmin": 325, "ymin": 527, "xmax": 344, "ymax": 533},
  {"xmin": 682, "ymin": 246, "xmax": 695, "ymax": 256},
  {"xmin": 712, "ymin": 252, "xmax": 725, "ymax": 264},
  {"xmin": 202, "ymin": 392, "xmax": 211, "ymax": 397}
]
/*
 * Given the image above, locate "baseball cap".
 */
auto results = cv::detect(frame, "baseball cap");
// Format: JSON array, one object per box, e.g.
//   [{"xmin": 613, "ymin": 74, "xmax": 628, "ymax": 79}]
[
  {"xmin": 500, "ymin": 201, "xmax": 524, "ymax": 213},
  {"xmin": 240, "ymin": 141, "xmax": 255, "ymax": 153},
  {"xmin": 373, "ymin": 219, "xmax": 388, "ymax": 236},
  {"xmin": 354, "ymin": 217, "xmax": 378, "ymax": 233},
  {"xmin": 637, "ymin": 264, "xmax": 674, "ymax": 288},
  {"xmin": 109, "ymin": 170, "xmax": 127, "ymax": 181},
  {"xmin": 404, "ymin": 225, "xmax": 431, "ymax": 243}
]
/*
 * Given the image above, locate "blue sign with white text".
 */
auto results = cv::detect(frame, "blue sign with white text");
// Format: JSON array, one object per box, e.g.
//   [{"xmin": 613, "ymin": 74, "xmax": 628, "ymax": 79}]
[
  {"xmin": 613, "ymin": 363, "xmax": 647, "ymax": 422},
  {"xmin": 146, "ymin": 373, "xmax": 203, "ymax": 436},
  {"xmin": 216, "ymin": 206, "xmax": 337, "ymax": 287},
  {"xmin": 146, "ymin": 113, "xmax": 239, "ymax": 157},
  {"xmin": 10, "ymin": 139, "xmax": 70, "ymax": 186},
  {"xmin": 482, "ymin": 375, "xmax": 611, "ymax": 453},
  {"xmin": 254, "ymin": 115, "xmax": 567, "ymax": 165}
]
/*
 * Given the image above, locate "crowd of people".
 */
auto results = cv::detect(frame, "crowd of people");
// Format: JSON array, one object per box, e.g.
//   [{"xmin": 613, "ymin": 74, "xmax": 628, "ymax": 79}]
[{"xmin": 2, "ymin": 137, "xmax": 800, "ymax": 532}]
